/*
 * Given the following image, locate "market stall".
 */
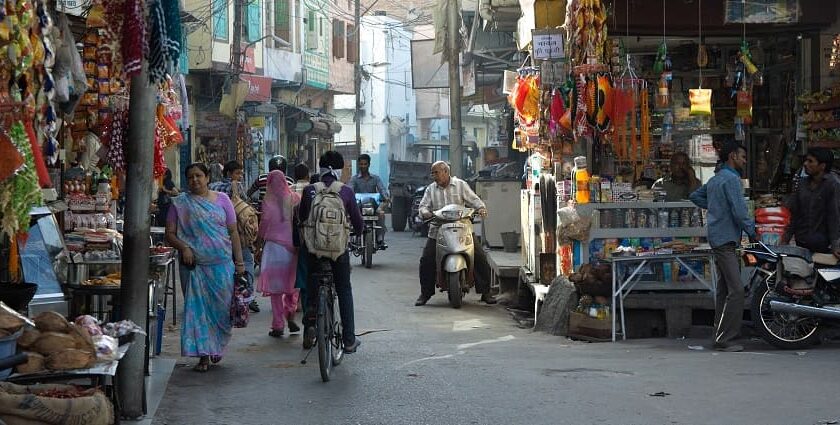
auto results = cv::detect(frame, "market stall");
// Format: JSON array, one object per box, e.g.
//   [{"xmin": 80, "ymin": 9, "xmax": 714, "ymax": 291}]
[{"xmin": 510, "ymin": 0, "xmax": 838, "ymax": 339}]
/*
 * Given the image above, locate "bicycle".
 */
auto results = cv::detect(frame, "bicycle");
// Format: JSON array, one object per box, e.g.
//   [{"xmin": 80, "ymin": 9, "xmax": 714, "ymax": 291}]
[{"xmin": 301, "ymin": 257, "xmax": 344, "ymax": 382}]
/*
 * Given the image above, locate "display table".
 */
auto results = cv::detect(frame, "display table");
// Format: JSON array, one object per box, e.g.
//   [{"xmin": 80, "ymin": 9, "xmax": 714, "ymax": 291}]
[
  {"xmin": 605, "ymin": 251, "xmax": 717, "ymax": 341},
  {"xmin": 7, "ymin": 343, "xmax": 134, "ymax": 423}
]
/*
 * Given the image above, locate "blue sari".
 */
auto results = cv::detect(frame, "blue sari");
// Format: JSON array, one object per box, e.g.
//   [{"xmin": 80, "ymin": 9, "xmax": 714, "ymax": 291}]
[{"xmin": 172, "ymin": 193, "xmax": 235, "ymax": 358}]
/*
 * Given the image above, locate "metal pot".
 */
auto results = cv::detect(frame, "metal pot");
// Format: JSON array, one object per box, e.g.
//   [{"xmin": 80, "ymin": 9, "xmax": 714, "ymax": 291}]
[{"xmin": 67, "ymin": 264, "xmax": 89, "ymax": 285}]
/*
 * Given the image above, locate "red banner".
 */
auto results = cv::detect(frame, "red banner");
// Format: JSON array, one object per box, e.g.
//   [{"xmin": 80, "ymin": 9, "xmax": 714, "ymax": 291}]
[{"xmin": 241, "ymin": 75, "xmax": 272, "ymax": 102}]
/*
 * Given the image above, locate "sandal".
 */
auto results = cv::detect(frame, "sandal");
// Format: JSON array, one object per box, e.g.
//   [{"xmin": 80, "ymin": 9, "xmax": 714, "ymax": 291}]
[
  {"xmin": 269, "ymin": 329, "xmax": 284, "ymax": 338},
  {"xmin": 193, "ymin": 358, "xmax": 210, "ymax": 372},
  {"xmin": 210, "ymin": 355, "xmax": 222, "ymax": 364}
]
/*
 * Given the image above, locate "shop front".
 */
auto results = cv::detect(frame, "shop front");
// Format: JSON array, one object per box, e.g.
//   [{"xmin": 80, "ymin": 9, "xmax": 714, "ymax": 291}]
[
  {"xmin": 287, "ymin": 113, "xmax": 343, "ymax": 174},
  {"xmin": 504, "ymin": 0, "xmax": 839, "ymax": 340},
  {"xmin": 0, "ymin": 0, "xmax": 187, "ymax": 419}
]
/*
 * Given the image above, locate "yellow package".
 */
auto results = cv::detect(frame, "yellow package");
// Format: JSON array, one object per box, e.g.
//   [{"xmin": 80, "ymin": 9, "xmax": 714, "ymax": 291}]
[{"xmin": 688, "ymin": 88, "xmax": 712, "ymax": 116}]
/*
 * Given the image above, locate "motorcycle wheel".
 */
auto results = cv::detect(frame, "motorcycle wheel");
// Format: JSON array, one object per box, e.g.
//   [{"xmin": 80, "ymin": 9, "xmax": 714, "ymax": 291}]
[
  {"xmin": 364, "ymin": 231, "xmax": 374, "ymax": 269},
  {"xmin": 447, "ymin": 270, "xmax": 463, "ymax": 309},
  {"xmin": 750, "ymin": 281, "xmax": 820, "ymax": 349}
]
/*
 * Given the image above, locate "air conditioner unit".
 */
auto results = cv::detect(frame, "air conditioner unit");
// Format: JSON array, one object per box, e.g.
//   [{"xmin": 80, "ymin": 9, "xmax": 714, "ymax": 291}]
[{"xmin": 305, "ymin": 31, "xmax": 318, "ymax": 51}]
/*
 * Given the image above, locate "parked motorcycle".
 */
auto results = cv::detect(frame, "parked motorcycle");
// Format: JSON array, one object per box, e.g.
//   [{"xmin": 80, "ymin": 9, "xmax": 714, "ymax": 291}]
[
  {"xmin": 410, "ymin": 185, "xmax": 429, "ymax": 237},
  {"xmin": 427, "ymin": 204, "xmax": 477, "ymax": 308},
  {"xmin": 744, "ymin": 242, "xmax": 840, "ymax": 349},
  {"xmin": 350, "ymin": 193, "xmax": 383, "ymax": 268}
]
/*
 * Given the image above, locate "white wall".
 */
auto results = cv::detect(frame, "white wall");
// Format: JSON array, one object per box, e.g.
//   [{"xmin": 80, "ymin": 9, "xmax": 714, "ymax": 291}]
[{"xmin": 333, "ymin": 15, "xmax": 418, "ymax": 179}]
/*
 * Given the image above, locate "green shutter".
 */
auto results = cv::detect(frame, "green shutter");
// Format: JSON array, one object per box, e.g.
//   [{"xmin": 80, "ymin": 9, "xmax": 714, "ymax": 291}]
[
  {"xmin": 213, "ymin": 0, "xmax": 228, "ymax": 40},
  {"xmin": 247, "ymin": 0, "xmax": 262, "ymax": 42}
]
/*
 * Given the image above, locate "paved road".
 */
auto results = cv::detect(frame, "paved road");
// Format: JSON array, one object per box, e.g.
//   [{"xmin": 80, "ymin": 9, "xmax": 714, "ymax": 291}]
[{"xmin": 152, "ymin": 231, "xmax": 840, "ymax": 425}]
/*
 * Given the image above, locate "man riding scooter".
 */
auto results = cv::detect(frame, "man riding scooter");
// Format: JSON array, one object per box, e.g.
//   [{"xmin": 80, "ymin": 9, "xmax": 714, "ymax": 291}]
[
  {"xmin": 349, "ymin": 154, "xmax": 389, "ymax": 250},
  {"xmin": 415, "ymin": 161, "xmax": 497, "ymax": 306}
]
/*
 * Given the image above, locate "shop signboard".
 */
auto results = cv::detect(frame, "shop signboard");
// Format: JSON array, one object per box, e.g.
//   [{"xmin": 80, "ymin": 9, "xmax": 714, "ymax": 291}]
[
  {"xmin": 241, "ymin": 75, "xmax": 272, "ymax": 102},
  {"xmin": 411, "ymin": 39, "xmax": 449, "ymax": 89},
  {"xmin": 242, "ymin": 46, "xmax": 256, "ymax": 73},
  {"xmin": 532, "ymin": 30, "xmax": 564, "ymax": 61},
  {"xmin": 724, "ymin": 0, "xmax": 799, "ymax": 24},
  {"xmin": 57, "ymin": 0, "xmax": 87, "ymax": 16},
  {"xmin": 462, "ymin": 61, "xmax": 476, "ymax": 97},
  {"xmin": 248, "ymin": 116, "xmax": 266, "ymax": 128}
]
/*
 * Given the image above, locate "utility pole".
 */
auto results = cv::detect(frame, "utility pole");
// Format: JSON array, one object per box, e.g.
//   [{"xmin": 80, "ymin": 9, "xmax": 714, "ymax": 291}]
[
  {"xmin": 117, "ymin": 66, "xmax": 155, "ymax": 418},
  {"xmin": 447, "ymin": 0, "xmax": 463, "ymax": 177},
  {"xmin": 354, "ymin": 0, "xmax": 362, "ymax": 155},
  {"xmin": 230, "ymin": 0, "xmax": 244, "ymax": 161}
]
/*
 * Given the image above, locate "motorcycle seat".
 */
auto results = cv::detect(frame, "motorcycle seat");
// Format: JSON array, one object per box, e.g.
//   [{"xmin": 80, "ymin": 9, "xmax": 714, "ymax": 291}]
[{"xmin": 813, "ymin": 253, "xmax": 839, "ymax": 266}]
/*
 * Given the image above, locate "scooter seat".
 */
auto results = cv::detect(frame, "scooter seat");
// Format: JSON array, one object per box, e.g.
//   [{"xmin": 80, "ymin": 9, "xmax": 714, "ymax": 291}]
[{"xmin": 813, "ymin": 253, "xmax": 839, "ymax": 266}]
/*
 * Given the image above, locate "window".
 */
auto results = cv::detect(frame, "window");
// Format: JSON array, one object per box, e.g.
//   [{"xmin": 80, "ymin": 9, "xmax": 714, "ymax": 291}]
[
  {"xmin": 308, "ymin": 10, "xmax": 315, "ymax": 32},
  {"xmin": 332, "ymin": 19, "xmax": 345, "ymax": 59},
  {"xmin": 274, "ymin": 0, "xmax": 290, "ymax": 44},
  {"xmin": 212, "ymin": 0, "xmax": 228, "ymax": 41},
  {"xmin": 246, "ymin": 0, "xmax": 262, "ymax": 43},
  {"xmin": 346, "ymin": 24, "xmax": 357, "ymax": 63},
  {"xmin": 319, "ymin": 17, "xmax": 324, "ymax": 37}
]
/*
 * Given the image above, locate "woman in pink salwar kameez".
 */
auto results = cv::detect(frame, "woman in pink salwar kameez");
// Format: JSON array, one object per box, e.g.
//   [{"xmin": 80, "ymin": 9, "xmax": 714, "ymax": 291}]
[{"xmin": 256, "ymin": 170, "xmax": 302, "ymax": 337}]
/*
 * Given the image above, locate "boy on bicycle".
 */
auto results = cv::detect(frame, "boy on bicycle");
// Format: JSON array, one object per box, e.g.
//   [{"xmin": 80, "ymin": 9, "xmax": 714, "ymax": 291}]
[{"xmin": 298, "ymin": 151, "xmax": 364, "ymax": 353}]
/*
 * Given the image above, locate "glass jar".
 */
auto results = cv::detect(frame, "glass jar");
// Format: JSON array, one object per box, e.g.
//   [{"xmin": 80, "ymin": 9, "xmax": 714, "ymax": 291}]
[{"xmin": 658, "ymin": 209, "xmax": 670, "ymax": 229}]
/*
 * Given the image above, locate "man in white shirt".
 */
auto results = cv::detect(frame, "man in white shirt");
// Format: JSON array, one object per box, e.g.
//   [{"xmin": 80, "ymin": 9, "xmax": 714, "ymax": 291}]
[{"xmin": 415, "ymin": 161, "xmax": 497, "ymax": 306}]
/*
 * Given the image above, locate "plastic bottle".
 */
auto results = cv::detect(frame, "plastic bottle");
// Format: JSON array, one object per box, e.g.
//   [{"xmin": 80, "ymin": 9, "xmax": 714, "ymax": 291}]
[
  {"xmin": 669, "ymin": 209, "xmax": 680, "ymax": 228},
  {"xmin": 734, "ymin": 117, "xmax": 745, "ymax": 141},
  {"xmin": 589, "ymin": 175, "xmax": 600, "ymax": 203},
  {"xmin": 658, "ymin": 209, "xmax": 670, "ymax": 229},
  {"xmin": 662, "ymin": 110, "xmax": 674, "ymax": 144},
  {"xmin": 690, "ymin": 208, "xmax": 701, "ymax": 227},
  {"xmin": 656, "ymin": 75, "xmax": 669, "ymax": 109},
  {"xmin": 573, "ymin": 156, "xmax": 591, "ymax": 204}
]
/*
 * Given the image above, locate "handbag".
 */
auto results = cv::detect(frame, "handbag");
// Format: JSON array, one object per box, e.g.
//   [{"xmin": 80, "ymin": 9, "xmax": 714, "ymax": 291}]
[
  {"xmin": 231, "ymin": 182, "xmax": 259, "ymax": 250},
  {"xmin": 230, "ymin": 273, "xmax": 254, "ymax": 328}
]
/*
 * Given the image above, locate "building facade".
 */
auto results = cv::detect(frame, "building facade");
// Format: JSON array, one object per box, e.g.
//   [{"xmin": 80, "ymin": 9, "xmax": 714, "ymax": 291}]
[{"xmin": 334, "ymin": 15, "xmax": 417, "ymax": 183}]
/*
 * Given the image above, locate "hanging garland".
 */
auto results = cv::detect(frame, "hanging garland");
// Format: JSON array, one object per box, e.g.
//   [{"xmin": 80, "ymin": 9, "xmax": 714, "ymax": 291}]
[{"xmin": 0, "ymin": 122, "xmax": 43, "ymax": 240}]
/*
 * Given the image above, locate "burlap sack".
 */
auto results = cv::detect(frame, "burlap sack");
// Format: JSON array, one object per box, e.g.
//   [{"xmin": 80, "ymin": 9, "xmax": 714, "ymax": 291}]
[{"xmin": 0, "ymin": 382, "xmax": 113, "ymax": 425}]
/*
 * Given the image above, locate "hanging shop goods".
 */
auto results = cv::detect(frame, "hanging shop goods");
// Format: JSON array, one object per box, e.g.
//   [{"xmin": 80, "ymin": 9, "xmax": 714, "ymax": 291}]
[
  {"xmin": 566, "ymin": 0, "xmax": 609, "ymax": 65},
  {"xmin": 798, "ymin": 84, "xmax": 840, "ymax": 148},
  {"xmin": 0, "ymin": 0, "xmax": 58, "ymax": 240},
  {"xmin": 77, "ymin": 0, "xmax": 184, "ymax": 179}
]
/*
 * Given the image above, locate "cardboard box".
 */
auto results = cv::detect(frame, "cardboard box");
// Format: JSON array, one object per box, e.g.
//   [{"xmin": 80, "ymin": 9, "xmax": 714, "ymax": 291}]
[{"xmin": 568, "ymin": 311, "xmax": 612, "ymax": 341}]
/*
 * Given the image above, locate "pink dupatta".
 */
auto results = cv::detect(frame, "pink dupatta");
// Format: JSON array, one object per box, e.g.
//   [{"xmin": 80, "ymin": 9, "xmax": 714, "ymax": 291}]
[{"xmin": 258, "ymin": 170, "xmax": 300, "ymax": 248}]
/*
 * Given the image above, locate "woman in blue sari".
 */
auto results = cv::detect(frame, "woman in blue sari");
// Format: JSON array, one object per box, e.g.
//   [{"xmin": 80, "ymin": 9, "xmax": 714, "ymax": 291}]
[{"xmin": 165, "ymin": 163, "xmax": 245, "ymax": 372}]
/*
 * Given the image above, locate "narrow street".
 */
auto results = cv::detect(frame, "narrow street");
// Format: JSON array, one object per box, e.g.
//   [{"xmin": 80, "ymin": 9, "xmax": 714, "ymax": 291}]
[{"xmin": 152, "ymin": 231, "xmax": 840, "ymax": 425}]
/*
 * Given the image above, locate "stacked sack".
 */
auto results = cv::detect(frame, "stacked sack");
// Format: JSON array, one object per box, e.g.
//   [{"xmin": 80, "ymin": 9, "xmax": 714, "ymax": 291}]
[{"xmin": 755, "ymin": 206, "xmax": 790, "ymax": 245}]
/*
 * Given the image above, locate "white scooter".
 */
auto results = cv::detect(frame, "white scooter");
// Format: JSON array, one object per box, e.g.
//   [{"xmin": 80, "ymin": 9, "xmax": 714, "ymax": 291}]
[{"xmin": 429, "ymin": 204, "xmax": 477, "ymax": 308}]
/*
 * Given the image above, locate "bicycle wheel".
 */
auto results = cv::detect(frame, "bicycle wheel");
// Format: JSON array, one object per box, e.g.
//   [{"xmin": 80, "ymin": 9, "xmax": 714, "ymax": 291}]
[
  {"xmin": 317, "ymin": 285, "xmax": 333, "ymax": 382},
  {"xmin": 331, "ymin": 292, "xmax": 344, "ymax": 366}
]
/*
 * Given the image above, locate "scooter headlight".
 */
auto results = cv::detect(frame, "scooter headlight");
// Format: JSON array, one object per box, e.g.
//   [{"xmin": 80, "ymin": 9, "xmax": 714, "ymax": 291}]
[
  {"xmin": 440, "ymin": 210, "xmax": 462, "ymax": 220},
  {"xmin": 362, "ymin": 207, "xmax": 375, "ymax": 215}
]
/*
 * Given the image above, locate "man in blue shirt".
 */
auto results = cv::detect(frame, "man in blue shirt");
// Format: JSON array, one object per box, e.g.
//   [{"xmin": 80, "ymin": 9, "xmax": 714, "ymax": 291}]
[
  {"xmin": 349, "ymin": 154, "xmax": 389, "ymax": 249},
  {"xmin": 690, "ymin": 141, "xmax": 757, "ymax": 352}
]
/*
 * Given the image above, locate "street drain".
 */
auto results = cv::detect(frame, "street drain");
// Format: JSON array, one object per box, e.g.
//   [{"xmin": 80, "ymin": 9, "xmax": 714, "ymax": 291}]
[{"xmin": 541, "ymin": 368, "xmax": 634, "ymax": 378}]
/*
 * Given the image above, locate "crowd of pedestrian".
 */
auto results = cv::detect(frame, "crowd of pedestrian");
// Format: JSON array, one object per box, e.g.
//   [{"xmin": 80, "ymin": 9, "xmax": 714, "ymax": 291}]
[{"xmin": 157, "ymin": 139, "xmax": 838, "ymax": 372}]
